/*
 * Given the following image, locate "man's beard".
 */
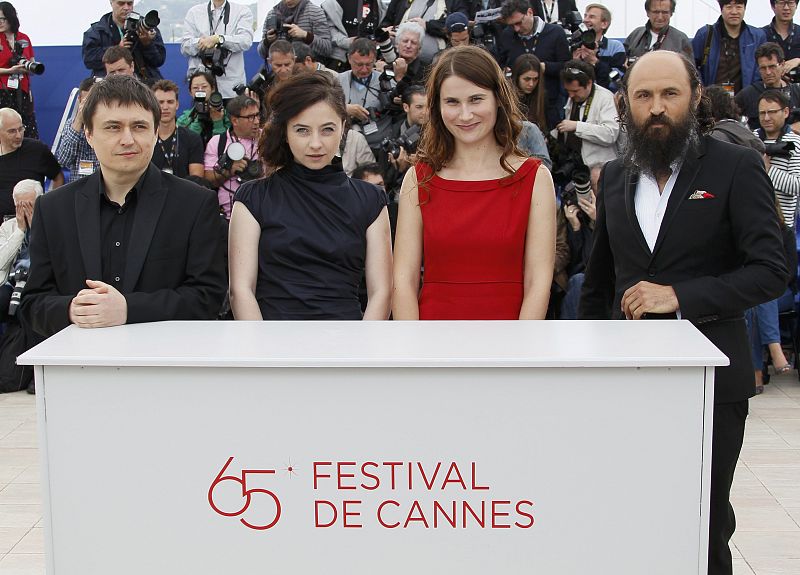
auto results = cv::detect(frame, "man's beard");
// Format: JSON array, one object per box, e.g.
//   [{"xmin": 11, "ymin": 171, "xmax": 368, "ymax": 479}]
[{"xmin": 623, "ymin": 108, "xmax": 699, "ymax": 178}]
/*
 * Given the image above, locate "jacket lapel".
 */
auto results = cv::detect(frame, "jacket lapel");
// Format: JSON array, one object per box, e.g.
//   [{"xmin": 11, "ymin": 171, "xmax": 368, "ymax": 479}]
[
  {"xmin": 650, "ymin": 138, "xmax": 706, "ymax": 259},
  {"xmin": 623, "ymin": 167, "xmax": 651, "ymax": 256},
  {"xmin": 122, "ymin": 164, "xmax": 167, "ymax": 292},
  {"xmin": 74, "ymin": 172, "xmax": 102, "ymax": 281}
]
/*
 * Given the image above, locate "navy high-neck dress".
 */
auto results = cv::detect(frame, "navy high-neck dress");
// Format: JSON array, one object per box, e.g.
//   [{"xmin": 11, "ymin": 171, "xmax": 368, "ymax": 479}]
[{"xmin": 234, "ymin": 161, "xmax": 387, "ymax": 320}]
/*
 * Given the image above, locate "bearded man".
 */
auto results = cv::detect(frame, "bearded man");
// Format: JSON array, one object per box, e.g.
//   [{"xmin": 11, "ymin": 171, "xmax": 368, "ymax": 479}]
[{"xmin": 580, "ymin": 50, "xmax": 786, "ymax": 575}]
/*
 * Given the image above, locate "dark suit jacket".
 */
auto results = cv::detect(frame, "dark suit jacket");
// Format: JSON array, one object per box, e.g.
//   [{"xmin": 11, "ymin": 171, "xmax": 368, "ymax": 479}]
[
  {"xmin": 20, "ymin": 164, "xmax": 227, "ymax": 339},
  {"xmin": 580, "ymin": 136, "xmax": 788, "ymax": 404}
]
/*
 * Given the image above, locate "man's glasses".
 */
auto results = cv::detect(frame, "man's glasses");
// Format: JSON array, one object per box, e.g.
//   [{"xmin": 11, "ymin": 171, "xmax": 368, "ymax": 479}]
[
  {"xmin": 775, "ymin": 0, "xmax": 797, "ymax": 7},
  {"xmin": 236, "ymin": 113, "xmax": 260, "ymax": 121},
  {"xmin": 564, "ymin": 67, "xmax": 587, "ymax": 78},
  {"xmin": 758, "ymin": 108, "xmax": 786, "ymax": 118}
]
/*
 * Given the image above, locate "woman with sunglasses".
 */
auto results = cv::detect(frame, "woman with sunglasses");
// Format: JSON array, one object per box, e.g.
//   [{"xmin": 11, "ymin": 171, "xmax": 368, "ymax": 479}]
[
  {"xmin": 0, "ymin": 2, "xmax": 40, "ymax": 139},
  {"xmin": 229, "ymin": 72, "xmax": 392, "ymax": 320},
  {"xmin": 393, "ymin": 46, "xmax": 556, "ymax": 320}
]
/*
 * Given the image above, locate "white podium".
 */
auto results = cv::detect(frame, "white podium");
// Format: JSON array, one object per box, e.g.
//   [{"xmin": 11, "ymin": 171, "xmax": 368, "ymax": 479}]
[{"xmin": 20, "ymin": 320, "xmax": 727, "ymax": 575}]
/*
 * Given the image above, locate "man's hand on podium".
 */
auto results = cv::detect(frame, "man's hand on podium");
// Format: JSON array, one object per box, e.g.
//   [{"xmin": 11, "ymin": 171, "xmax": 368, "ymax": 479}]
[
  {"xmin": 621, "ymin": 281, "xmax": 679, "ymax": 320},
  {"xmin": 69, "ymin": 280, "xmax": 128, "ymax": 328}
]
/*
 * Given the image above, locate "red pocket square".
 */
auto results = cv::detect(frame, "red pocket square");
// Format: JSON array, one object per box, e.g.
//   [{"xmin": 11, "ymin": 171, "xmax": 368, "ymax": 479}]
[{"xmin": 688, "ymin": 190, "xmax": 715, "ymax": 200}]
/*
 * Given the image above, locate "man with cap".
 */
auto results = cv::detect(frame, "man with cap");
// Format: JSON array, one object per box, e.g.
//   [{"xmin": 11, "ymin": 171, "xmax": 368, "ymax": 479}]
[{"xmin": 446, "ymin": 13, "xmax": 470, "ymax": 47}]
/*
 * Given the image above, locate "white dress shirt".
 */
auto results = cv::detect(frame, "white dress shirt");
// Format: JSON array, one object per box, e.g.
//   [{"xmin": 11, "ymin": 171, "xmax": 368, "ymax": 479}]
[{"xmin": 634, "ymin": 163, "xmax": 682, "ymax": 252}]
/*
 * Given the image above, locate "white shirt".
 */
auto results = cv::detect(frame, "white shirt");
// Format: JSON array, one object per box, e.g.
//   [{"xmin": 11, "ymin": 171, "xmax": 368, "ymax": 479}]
[
  {"xmin": 541, "ymin": 0, "xmax": 559, "ymax": 24},
  {"xmin": 634, "ymin": 163, "xmax": 682, "ymax": 252},
  {"xmin": 180, "ymin": 1, "xmax": 254, "ymax": 99}
]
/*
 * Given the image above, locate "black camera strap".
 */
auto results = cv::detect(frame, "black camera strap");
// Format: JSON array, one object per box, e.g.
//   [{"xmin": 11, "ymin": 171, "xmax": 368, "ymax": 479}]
[
  {"xmin": 349, "ymin": 73, "xmax": 374, "ymax": 107},
  {"xmin": 158, "ymin": 128, "xmax": 179, "ymax": 171},
  {"xmin": 208, "ymin": 1, "xmax": 231, "ymax": 35}
]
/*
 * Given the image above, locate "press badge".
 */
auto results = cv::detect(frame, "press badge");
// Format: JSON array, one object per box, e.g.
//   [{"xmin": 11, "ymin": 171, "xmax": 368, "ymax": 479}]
[
  {"xmin": 363, "ymin": 121, "xmax": 378, "ymax": 135},
  {"xmin": 78, "ymin": 160, "xmax": 95, "ymax": 176},
  {"xmin": 6, "ymin": 76, "xmax": 19, "ymax": 90}
]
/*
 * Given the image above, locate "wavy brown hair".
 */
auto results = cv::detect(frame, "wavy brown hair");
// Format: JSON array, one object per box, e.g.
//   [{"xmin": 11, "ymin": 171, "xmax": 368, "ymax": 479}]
[
  {"xmin": 416, "ymin": 45, "xmax": 525, "ymax": 183},
  {"xmin": 258, "ymin": 71, "xmax": 347, "ymax": 177}
]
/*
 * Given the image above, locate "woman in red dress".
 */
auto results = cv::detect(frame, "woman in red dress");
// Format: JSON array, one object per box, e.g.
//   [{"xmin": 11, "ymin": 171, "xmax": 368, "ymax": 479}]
[{"xmin": 393, "ymin": 45, "xmax": 556, "ymax": 320}]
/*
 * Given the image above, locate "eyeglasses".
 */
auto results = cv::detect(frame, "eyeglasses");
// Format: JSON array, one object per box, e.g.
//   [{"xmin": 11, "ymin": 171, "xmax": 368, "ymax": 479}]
[
  {"xmin": 775, "ymin": 1, "xmax": 797, "ymax": 7},
  {"xmin": 758, "ymin": 108, "xmax": 786, "ymax": 117},
  {"xmin": 0, "ymin": 17, "xmax": 7, "ymax": 23},
  {"xmin": 564, "ymin": 67, "xmax": 587, "ymax": 78},
  {"xmin": 235, "ymin": 113, "xmax": 260, "ymax": 121}
]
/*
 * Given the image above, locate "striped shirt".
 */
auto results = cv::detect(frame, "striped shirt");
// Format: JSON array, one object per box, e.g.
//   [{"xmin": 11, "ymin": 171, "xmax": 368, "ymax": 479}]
[{"xmin": 756, "ymin": 130, "xmax": 800, "ymax": 228}]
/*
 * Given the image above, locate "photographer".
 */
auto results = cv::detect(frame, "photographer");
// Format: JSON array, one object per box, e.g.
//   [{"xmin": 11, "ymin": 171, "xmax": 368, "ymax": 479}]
[
  {"xmin": 177, "ymin": 70, "xmax": 231, "ymax": 148},
  {"xmin": 551, "ymin": 60, "xmax": 618, "ymax": 183},
  {"xmin": 736, "ymin": 43, "xmax": 800, "ymax": 131},
  {"xmin": 338, "ymin": 38, "xmax": 394, "ymax": 158},
  {"xmin": 82, "ymin": 0, "xmax": 165, "ymax": 84},
  {"xmin": 624, "ymin": 0, "xmax": 693, "ymax": 60},
  {"xmin": 181, "ymin": 0, "xmax": 254, "ymax": 100},
  {"xmin": 0, "ymin": 178, "xmax": 38, "ymax": 318},
  {"xmin": 384, "ymin": 85, "xmax": 426, "ymax": 196},
  {"xmin": 320, "ymin": 0, "xmax": 386, "ymax": 71},
  {"xmin": 496, "ymin": 0, "xmax": 569, "ymax": 130},
  {"xmin": 259, "ymin": 0, "xmax": 332, "ymax": 65},
  {"xmin": 54, "ymin": 77, "xmax": 100, "ymax": 183},
  {"xmin": 151, "ymin": 80, "xmax": 205, "ymax": 180},
  {"xmin": 204, "ymin": 95, "xmax": 262, "ymax": 220},
  {"xmin": 0, "ymin": 2, "xmax": 41, "ymax": 139},
  {"xmin": 574, "ymin": 4, "xmax": 626, "ymax": 92},
  {"xmin": 763, "ymin": 0, "xmax": 800, "ymax": 74},
  {"xmin": 756, "ymin": 89, "xmax": 800, "ymax": 228}
]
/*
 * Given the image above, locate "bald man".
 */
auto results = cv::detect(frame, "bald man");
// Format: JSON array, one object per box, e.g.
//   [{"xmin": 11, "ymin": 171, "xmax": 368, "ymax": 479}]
[
  {"xmin": 580, "ymin": 50, "xmax": 787, "ymax": 575},
  {"xmin": 0, "ymin": 109, "xmax": 63, "ymax": 219}
]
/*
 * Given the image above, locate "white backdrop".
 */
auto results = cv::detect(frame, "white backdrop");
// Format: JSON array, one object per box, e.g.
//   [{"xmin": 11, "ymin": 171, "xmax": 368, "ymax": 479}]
[{"xmin": 17, "ymin": 0, "xmax": 800, "ymax": 47}]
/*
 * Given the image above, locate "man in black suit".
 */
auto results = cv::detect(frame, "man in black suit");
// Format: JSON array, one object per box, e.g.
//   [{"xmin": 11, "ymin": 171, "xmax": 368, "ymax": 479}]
[
  {"xmin": 20, "ymin": 75, "xmax": 226, "ymax": 339},
  {"xmin": 580, "ymin": 51, "xmax": 787, "ymax": 575}
]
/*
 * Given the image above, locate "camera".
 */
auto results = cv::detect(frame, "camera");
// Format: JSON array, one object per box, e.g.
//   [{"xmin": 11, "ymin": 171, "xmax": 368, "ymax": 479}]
[
  {"xmin": 352, "ymin": 106, "xmax": 381, "ymax": 127},
  {"xmin": 551, "ymin": 147, "xmax": 586, "ymax": 186},
  {"xmin": 200, "ymin": 47, "xmax": 231, "ymax": 77},
  {"xmin": 472, "ymin": 7, "xmax": 502, "ymax": 51},
  {"xmin": 381, "ymin": 124, "xmax": 421, "ymax": 159},
  {"xmin": 233, "ymin": 65, "xmax": 275, "ymax": 97},
  {"xmin": 216, "ymin": 142, "xmax": 263, "ymax": 182},
  {"xmin": 559, "ymin": 11, "xmax": 597, "ymax": 52},
  {"xmin": 764, "ymin": 140, "xmax": 795, "ymax": 159},
  {"xmin": 787, "ymin": 67, "xmax": 800, "ymax": 83},
  {"xmin": 272, "ymin": 14, "xmax": 291, "ymax": 41},
  {"xmin": 193, "ymin": 90, "xmax": 224, "ymax": 116},
  {"xmin": 560, "ymin": 167, "xmax": 592, "ymax": 207},
  {"xmin": 373, "ymin": 27, "xmax": 397, "ymax": 64},
  {"xmin": 123, "ymin": 10, "xmax": 160, "ymax": 44},
  {"xmin": 7, "ymin": 262, "xmax": 28, "ymax": 317},
  {"xmin": 9, "ymin": 45, "xmax": 44, "ymax": 75}
]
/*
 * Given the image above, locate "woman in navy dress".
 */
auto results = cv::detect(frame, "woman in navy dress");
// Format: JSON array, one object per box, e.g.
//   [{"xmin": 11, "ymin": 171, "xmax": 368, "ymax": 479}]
[{"xmin": 228, "ymin": 72, "xmax": 392, "ymax": 320}]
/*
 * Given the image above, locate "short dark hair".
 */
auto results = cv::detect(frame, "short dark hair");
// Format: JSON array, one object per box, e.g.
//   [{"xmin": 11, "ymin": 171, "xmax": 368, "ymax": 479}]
[
  {"xmin": 227, "ymin": 95, "xmax": 259, "ymax": 118},
  {"xmin": 402, "ymin": 85, "xmax": 426, "ymax": 106},
  {"xmin": 705, "ymin": 85, "xmax": 741, "ymax": 121},
  {"xmin": 269, "ymin": 39, "xmax": 294, "ymax": 58},
  {"xmin": 82, "ymin": 75, "xmax": 160, "ymax": 134},
  {"xmin": 759, "ymin": 88, "xmax": 790, "ymax": 110},
  {"xmin": 501, "ymin": 0, "xmax": 530, "ymax": 20},
  {"xmin": 102, "ymin": 45, "xmax": 133, "ymax": 66},
  {"xmin": 259, "ymin": 72, "xmax": 347, "ymax": 176},
  {"xmin": 352, "ymin": 162, "xmax": 383, "ymax": 180},
  {"xmin": 79, "ymin": 77, "xmax": 96, "ymax": 93},
  {"xmin": 644, "ymin": 0, "xmax": 675, "ymax": 12},
  {"xmin": 292, "ymin": 41, "xmax": 312, "ymax": 62},
  {"xmin": 718, "ymin": 0, "xmax": 746, "ymax": 7},
  {"xmin": 152, "ymin": 79, "xmax": 179, "ymax": 96},
  {"xmin": 348, "ymin": 37, "xmax": 377, "ymax": 58},
  {"xmin": 0, "ymin": 2, "xmax": 20, "ymax": 33},
  {"xmin": 755, "ymin": 42, "xmax": 785, "ymax": 63},
  {"xmin": 561, "ymin": 59, "xmax": 595, "ymax": 86},
  {"xmin": 187, "ymin": 70, "xmax": 217, "ymax": 91}
]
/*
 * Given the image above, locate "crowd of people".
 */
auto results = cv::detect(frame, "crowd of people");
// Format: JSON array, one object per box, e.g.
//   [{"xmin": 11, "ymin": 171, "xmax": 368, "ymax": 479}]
[{"xmin": 0, "ymin": 1, "xmax": 798, "ymax": 574}]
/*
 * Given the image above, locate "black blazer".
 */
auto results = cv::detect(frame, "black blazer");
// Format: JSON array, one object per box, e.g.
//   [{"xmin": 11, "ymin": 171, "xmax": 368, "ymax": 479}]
[
  {"xmin": 20, "ymin": 164, "xmax": 227, "ymax": 339},
  {"xmin": 580, "ymin": 136, "xmax": 788, "ymax": 403},
  {"xmin": 529, "ymin": 0, "xmax": 578, "ymax": 23}
]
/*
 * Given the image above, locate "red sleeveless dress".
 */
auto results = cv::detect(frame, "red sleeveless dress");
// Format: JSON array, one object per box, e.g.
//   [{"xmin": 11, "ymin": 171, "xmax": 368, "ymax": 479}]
[{"xmin": 416, "ymin": 158, "xmax": 540, "ymax": 320}]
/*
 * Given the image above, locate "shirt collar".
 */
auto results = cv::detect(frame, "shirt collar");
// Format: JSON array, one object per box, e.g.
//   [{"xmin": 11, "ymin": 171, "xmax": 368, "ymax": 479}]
[{"xmin": 98, "ymin": 167, "xmax": 149, "ymax": 204}]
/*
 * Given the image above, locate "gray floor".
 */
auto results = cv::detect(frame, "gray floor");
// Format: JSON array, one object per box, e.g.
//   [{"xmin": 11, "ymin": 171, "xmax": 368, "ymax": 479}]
[{"xmin": 1, "ymin": 374, "xmax": 799, "ymax": 574}]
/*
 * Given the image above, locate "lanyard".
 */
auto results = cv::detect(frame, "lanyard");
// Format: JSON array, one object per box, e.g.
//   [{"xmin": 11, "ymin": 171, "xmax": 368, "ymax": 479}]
[
  {"xmin": 158, "ymin": 129, "xmax": 179, "ymax": 170},
  {"xmin": 542, "ymin": 1, "xmax": 555, "ymax": 23},
  {"xmin": 207, "ymin": 1, "xmax": 230, "ymax": 35},
  {"xmin": 349, "ymin": 73, "xmax": 373, "ymax": 107},
  {"xmin": 577, "ymin": 87, "xmax": 595, "ymax": 122}
]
